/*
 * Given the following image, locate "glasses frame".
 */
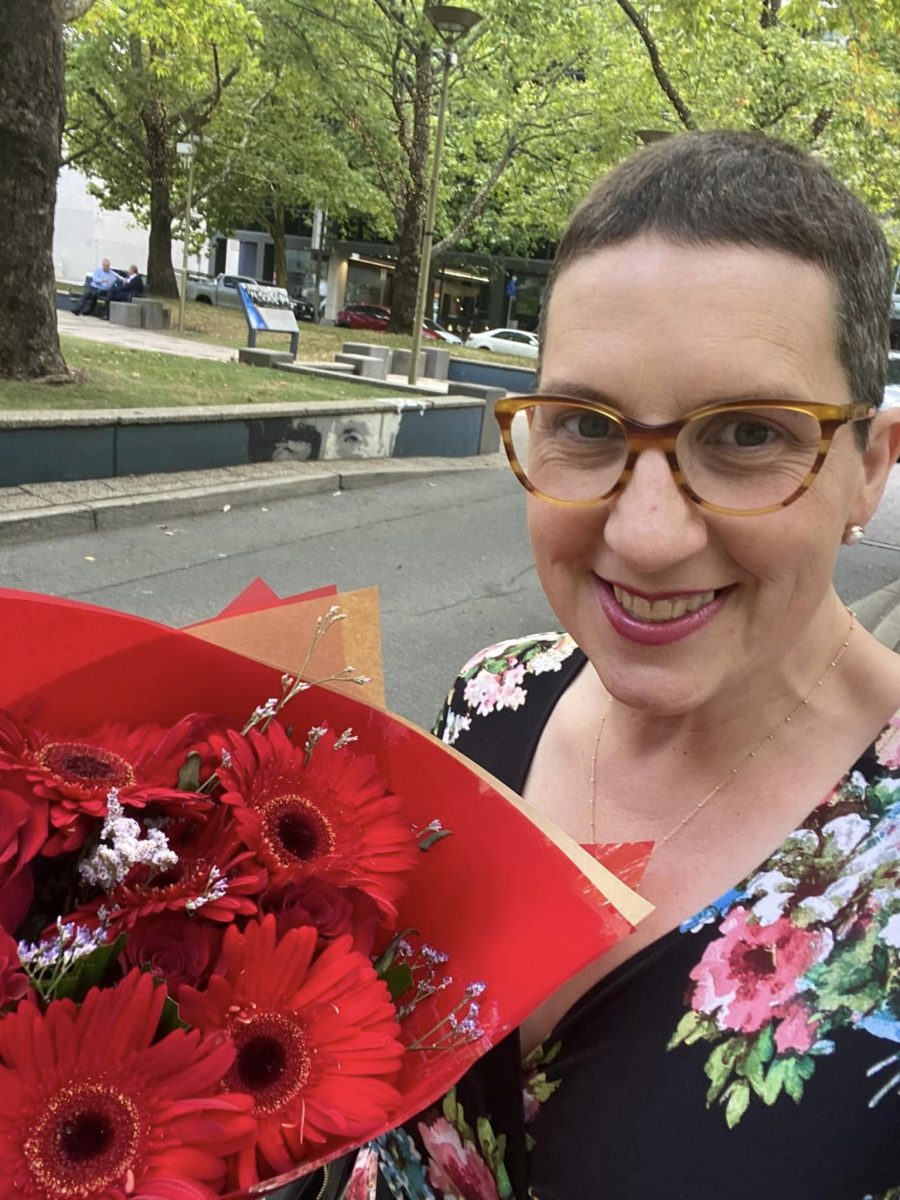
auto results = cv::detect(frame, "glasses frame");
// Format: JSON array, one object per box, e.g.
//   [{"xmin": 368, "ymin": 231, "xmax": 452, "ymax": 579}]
[{"xmin": 494, "ymin": 394, "xmax": 876, "ymax": 517}]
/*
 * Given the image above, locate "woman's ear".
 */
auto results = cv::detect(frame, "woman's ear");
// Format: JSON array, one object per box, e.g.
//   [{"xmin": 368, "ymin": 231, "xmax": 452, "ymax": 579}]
[{"xmin": 850, "ymin": 407, "xmax": 900, "ymax": 528}]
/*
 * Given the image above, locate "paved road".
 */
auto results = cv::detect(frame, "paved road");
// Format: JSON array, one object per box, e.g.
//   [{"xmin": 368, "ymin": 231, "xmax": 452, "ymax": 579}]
[{"xmin": 2, "ymin": 468, "xmax": 898, "ymax": 728}]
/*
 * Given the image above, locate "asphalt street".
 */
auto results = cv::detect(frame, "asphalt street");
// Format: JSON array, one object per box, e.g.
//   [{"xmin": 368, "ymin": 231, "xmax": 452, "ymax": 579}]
[{"xmin": 1, "ymin": 466, "xmax": 898, "ymax": 728}]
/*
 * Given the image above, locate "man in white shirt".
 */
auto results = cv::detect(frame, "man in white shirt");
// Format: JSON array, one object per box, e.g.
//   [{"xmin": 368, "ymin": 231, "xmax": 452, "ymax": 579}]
[{"xmin": 72, "ymin": 259, "xmax": 122, "ymax": 315}]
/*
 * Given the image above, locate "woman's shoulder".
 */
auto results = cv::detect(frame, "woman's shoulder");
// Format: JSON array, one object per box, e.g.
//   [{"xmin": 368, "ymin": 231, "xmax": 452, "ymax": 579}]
[{"xmin": 433, "ymin": 632, "xmax": 581, "ymax": 746}]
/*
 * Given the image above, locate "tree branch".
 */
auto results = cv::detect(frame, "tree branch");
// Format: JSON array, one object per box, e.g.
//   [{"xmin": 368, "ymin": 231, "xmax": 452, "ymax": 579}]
[{"xmin": 613, "ymin": 0, "xmax": 698, "ymax": 130}]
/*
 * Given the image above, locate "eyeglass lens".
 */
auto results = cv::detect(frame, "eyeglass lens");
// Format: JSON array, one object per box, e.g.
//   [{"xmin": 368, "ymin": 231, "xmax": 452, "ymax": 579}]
[{"xmin": 509, "ymin": 403, "xmax": 823, "ymax": 510}]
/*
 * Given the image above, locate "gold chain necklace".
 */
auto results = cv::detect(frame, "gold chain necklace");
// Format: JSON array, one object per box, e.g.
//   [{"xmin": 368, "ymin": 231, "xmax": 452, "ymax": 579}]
[{"xmin": 588, "ymin": 610, "xmax": 856, "ymax": 851}]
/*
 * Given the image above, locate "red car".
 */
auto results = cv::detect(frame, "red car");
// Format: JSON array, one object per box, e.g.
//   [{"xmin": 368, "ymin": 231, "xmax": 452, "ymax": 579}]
[
  {"xmin": 335, "ymin": 304, "xmax": 391, "ymax": 330},
  {"xmin": 335, "ymin": 303, "xmax": 442, "ymax": 338}
]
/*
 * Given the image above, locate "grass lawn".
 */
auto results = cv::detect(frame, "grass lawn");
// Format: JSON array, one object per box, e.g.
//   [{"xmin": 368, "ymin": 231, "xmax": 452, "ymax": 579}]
[
  {"xmin": 0, "ymin": 338, "xmax": 399, "ymax": 410},
  {"xmin": 175, "ymin": 299, "xmax": 535, "ymax": 368}
]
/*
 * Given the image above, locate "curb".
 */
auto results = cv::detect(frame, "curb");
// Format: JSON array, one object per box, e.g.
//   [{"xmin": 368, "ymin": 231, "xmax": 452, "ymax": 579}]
[{"xmin": 0, "ymin": 458, "xmax": 499, "ymax": 544}]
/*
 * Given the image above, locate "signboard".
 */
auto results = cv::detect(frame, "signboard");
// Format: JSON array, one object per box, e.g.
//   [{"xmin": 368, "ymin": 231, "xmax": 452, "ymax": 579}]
[{"xmin": 238, "ymin": 283, "xmax": 300, "ymax": 356}]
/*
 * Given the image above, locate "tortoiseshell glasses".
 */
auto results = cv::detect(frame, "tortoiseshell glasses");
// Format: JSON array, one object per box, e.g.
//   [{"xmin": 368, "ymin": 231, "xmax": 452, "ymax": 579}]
[{"xmin": 494, "ymin": 396, "xmax": 875, "ymax": 517}]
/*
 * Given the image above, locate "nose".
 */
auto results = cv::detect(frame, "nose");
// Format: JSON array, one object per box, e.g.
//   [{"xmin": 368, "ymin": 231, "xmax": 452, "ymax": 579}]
[{"xmin": 602, "ymin": 448, "xmax": 709, "ymax": 572}]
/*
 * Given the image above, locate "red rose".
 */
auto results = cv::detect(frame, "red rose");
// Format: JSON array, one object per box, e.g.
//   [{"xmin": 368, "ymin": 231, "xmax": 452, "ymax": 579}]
[
  {"xmin": 261, "ymin": 878, "xmax": 381, "ymax": 957},
  {"xmin": 121, "ymin": 914, "xmax": 223, "ymax": 995},
  {"xmin": 0, "ymin": 868, "xmax": 33, "ymax": 935},
  {"xmin": 0, "ymin": 788, "xmax": 48, "ymax": 889},
  {"xmin": 0, "ymin": 928, "xmax": 29, "ymax": 1009}
]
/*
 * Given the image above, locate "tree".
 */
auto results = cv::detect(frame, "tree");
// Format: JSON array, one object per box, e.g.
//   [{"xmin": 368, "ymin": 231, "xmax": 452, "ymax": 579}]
[
  {"xmin": 64, "ymin": 0, "xmax": 263, "ymax": 297},
  {"xmin": 611, "ymin": 0, "xmax": 900, "ymax": 225},
  {"xmin": 269, "ymin": 0, "xmax": 630, "ymax": 332},
  {"xmin": 0, "ymin": 0, "xmax": 96, "ymax": 381}
]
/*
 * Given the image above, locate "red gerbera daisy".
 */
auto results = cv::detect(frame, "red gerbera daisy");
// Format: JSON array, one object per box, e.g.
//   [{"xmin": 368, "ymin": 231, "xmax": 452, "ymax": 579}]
[
  {"xmin": 0, "ymin": 710, "xmax": 212, "ymax": 855},
  {"xmin": 0, "ymin": 970, "xmax": 254, "ymax": 1200},
  {"xmin": 178, "ymin": 915, "xmax": 404, "ymax": 1190},
  {"xmin": 69, "ymin": 809, "xmax": 267, "ymax": 932},
  {"xmin": 214, "ymin": 722, "xmax": 419, "ymax": 920}
]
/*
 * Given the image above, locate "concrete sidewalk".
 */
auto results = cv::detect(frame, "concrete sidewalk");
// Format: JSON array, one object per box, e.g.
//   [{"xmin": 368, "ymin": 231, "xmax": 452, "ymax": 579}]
[
  {"xmin": 59, "ymin": 309, "xmax": 237, "ymax": 362},
  {"xmin": 0, "ymin": 454, "xmax": 505, "ymax": 543}
]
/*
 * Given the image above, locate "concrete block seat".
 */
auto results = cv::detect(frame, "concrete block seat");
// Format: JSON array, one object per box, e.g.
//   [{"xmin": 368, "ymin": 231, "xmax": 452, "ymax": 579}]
[
  {"xmin": 423, "ymin": 346, "xmax": 450, "ymax": 381},
  {"xmin": 334, "ymin": 353, "xmax": 388, "ymax": 380},
  {"xmin": 109, "ymin": 302, "xmax": 142, "ymax": 328},
  {"xmin": 390, "ymin": 348, "xmax": 425, "ymax": 377},
  {"xmin": 446, "ymin": 381, "xmax": 507, "ymax": 401},
  {"xmin": 341, "ymin": 343, "xmax": 391, "ymax": 365},
  {"xmin": 238, "ymin": 347, "xmax": 295, "ymax": 369},
  {"xmin": 132, "ymin": 298, "xmax": 170, "ymax": 330}
]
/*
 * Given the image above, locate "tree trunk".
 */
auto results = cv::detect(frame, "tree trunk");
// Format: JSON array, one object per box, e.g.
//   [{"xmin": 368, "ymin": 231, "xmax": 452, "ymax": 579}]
[
  {"xmin": 390, "ymin": 198, "xmax": 425, "ymax": 334},
  {"xmin": 388, "ymin": 45, "xmax": 431, "ymax": 335},
  {"xmin": 271, "ymin": 201, "xmax": 288, "ymax": 287},
  {"xmin": 143, "ymin": 102, "xmax": 179, "ymax": 297},
  {"xmin": 0, "ymin": 0, "xmax": 69, "ymax": 379}
]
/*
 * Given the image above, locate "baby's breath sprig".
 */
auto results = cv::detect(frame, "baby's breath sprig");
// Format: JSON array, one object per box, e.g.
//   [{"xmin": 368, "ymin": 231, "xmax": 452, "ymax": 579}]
[
  {"xmin": 17, "ymin": 910, "xmax": 117, "ymax": 1004},
  {"xmin": 241, "ymin": 607, "xmax": 371, "ymax": 738},
  {"xmin": 406, "ymin": 981, "xmax": 488, "ymax": 1052}
]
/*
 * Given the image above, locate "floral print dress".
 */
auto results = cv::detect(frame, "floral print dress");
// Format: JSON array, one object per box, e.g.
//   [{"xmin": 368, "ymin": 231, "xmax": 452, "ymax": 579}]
[{"xmin": 370, "ymin": 633, "xmax": 900, "ymax": 1200}]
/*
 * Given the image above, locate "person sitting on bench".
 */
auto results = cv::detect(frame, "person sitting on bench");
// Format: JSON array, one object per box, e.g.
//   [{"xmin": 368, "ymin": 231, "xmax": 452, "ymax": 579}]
[
  {"xmin": 72, "ymin": 259, "xmax": 121, "ymax": 315},
  {"xmin": 103, "ymin": 265, "xmax": 145, "ymax": 317}
]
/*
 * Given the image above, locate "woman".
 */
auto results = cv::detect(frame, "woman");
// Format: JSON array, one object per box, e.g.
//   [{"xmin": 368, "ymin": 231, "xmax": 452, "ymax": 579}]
[{"xmin": 371, "ymin": 131, "xmax": 900, "ymax": 1199}]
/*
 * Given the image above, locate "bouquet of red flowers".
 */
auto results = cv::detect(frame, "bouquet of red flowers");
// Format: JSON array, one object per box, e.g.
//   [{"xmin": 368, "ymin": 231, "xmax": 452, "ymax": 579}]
[{"xmin": 0, "ymin": 587, "xmax": 648, "ymax": 1199}]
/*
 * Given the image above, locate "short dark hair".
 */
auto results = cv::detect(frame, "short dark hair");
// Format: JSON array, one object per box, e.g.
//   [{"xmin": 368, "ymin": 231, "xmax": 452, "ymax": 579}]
[{"xmin": 544, "ymin": 131, "xmax": 891, "ymax": 423}]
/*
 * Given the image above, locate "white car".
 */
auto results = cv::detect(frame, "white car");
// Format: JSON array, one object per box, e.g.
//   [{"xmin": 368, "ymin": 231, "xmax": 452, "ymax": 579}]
[
  {"xmin": 466, "ymin": 327, "xmax": 539, "ymax": 359},
  {"xmin": 423, "ymin": 318, "xmax": 463, "ymax": 345}
]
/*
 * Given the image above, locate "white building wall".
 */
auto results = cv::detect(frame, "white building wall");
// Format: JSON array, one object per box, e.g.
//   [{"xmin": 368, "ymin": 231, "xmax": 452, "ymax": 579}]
[{"xmin": 53, "ymin": 166, "xmax": 209, "ymax": 284}]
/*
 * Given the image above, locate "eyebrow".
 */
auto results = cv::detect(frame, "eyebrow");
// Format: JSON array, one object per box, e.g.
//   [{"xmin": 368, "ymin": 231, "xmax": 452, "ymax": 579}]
[{"xmin": 534, "ymin": 379, "xmax": 819, "ymax": 409}]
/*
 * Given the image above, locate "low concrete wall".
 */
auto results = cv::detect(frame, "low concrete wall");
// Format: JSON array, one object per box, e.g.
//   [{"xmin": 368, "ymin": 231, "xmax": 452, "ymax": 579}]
[
  {"xmin": 448, "ymin": 357, "xmax": 536, "ymax": 394},
  {"xmin": 0, "ymin": 397, "xmax": 487, "ymax": 486}
]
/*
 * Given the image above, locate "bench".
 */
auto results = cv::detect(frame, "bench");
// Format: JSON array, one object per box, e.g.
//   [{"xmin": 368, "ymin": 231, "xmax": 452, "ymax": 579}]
[{"xmin": 334, "ymin": 353, "xmax": 388, "ymax": 380}]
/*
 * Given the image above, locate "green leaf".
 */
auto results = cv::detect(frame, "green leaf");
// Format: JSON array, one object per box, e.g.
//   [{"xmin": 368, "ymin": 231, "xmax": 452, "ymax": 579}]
[
  {"xmin": 55, "ymin": 933, "xmax": 128, "ymax": 1003},
  {"xmin": 724, "ymin": 1080, "xmax": 751, "ymax": 1129},
  {"xmin": 704, "ymin": 1037, "xmax": 743, "ymax": 1104},
  {"xmin": 382, "ymin": 962, "xmax": 414, "ymax": 1002},
  {"xmin": 158, "ymin": 991, "xmax": 189, "ymax": 1035},
  {"xmin": 759, "ymin": 1059, "xmax": 787, "ymax": 1106},
  {"xmin": 372, "ymin": 928, "xmax": 416, "ymax": 976},
  {"xmin": 418, "ymin": 828, "xmax": 453, "ymax": 852},
  {"xmin": 741, "ymin": 1025, "xmax": 775, "ymax": 1095},
  {"xmin": 177, "ymin": 750, "xmax": 202, "ymax": 791},
  {"xmin": 668, "ymin": 1008, "xmax": 713, "ymax": 1049}
]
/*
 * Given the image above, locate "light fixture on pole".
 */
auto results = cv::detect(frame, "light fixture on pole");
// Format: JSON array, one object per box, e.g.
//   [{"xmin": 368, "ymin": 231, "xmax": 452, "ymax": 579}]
[
  {"xmin": 407, "ymin": 4, "xmax": 482, "ymax": 386},
  {"xmin": 175, "ymin": 138, "xmax": 198, "ymax": 334}
]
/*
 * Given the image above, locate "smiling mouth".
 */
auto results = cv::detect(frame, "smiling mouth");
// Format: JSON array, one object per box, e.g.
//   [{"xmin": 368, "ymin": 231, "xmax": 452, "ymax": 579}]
[{"xmin": 610, "ymin": 583, "xmax": 721, "ymax": 623}]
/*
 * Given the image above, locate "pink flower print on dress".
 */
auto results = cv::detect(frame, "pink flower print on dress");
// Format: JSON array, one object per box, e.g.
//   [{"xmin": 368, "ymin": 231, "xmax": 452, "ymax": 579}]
[
  {"xmin": 418, "ymin": 1116, "xmax": 501, "ymax": 1200},
  {"xmin": 463, "ymin": 670, "xmax": 504, "ymax": 717},
  {"xmin": 773, "ymin": 1000, "xmax": 819, "ymax": 1054},
  {"xmin": 875, "ymin": 714, "xmax": 900, "ymax": 769},
  {"xmin": 688, "ymin": 905, "xmax": 832, "ymax": 1034},
  {"xmin": 495, "ymin": 663, "xmax": 527, "ymax": 712}
]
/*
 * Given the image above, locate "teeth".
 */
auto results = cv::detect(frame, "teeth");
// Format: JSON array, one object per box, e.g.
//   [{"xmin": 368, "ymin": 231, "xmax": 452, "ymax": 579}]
[{"xmin": 612, "ymin": 584, "xmax": 716, "ymax": 622}]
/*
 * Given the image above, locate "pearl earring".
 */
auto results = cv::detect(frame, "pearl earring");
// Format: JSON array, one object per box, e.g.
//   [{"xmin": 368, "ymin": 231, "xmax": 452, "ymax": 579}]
[{"xmin": 842, "ymin": 525, "xmax": 865, "ymax": 546}]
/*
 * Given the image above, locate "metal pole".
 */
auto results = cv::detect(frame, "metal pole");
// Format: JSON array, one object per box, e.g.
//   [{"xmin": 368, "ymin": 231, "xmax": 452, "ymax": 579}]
[
  {"xmin": 177, "ymin": 148, "xmax": 195, "ymax": 334},
  {"xmin": 408, "ymin": 49, "xmax": 454, "ymax": 386}
]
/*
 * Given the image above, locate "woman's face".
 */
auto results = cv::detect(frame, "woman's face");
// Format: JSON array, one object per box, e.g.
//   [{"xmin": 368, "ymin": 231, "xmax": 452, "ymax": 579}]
[{"xmin": 529, "ymin": 235, "xmax": 887, "ymax": 717}]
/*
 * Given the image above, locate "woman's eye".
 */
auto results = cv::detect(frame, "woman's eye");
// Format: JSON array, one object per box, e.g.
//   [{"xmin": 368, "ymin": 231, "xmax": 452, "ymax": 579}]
[
  {"xmin": 560, "ymin": 412, "xmax": 613, "ymax": 439},
  {"xmin": 710, "ymin": 418, "xmax": 780, "ymax": 448}
]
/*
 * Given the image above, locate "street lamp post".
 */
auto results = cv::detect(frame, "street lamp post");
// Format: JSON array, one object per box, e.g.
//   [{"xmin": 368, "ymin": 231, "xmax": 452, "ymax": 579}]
[
  {"xmin": 176, "ymin": 139, "xmax": 197, "ymax": 334},
  {"xmin": 407, "ymin": 4, "xmax": 482, "ymax": 386}
]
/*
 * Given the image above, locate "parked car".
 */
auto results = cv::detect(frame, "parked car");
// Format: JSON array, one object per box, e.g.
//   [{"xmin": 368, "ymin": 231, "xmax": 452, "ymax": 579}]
[
  {"xmin": 335, "ymin": 303, "xmax": 391, "ymax": 330},
  {"xmin": 466, "ymin": 327, "xmax": 539, "ymax": 359},
  {"xmin": 185, "ymin": 273, "xmax": 257, "ymax": 307},
  {"xmin": 423, "ymin": 318, "xmax": 463, "ymax": 345},
  {"xmin": 291, "ymin": 295, "xmax": 316, "ymax": 322}
]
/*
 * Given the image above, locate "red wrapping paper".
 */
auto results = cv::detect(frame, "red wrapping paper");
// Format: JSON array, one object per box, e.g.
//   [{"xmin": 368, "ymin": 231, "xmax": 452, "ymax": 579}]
[{"xmin": 0, "ymin": 588, "xmax": 650, "ymax": 1195}]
